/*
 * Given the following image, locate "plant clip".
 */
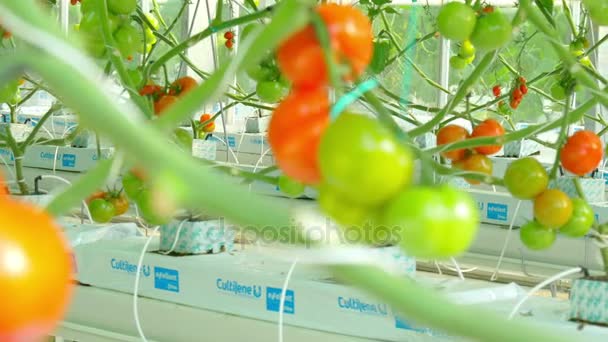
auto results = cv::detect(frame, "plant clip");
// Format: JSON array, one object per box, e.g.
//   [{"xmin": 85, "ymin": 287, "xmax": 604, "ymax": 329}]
[
  {"xmin": 34, "ymin": 175, "xmax": 42, "ymax": 195},
  {"xmin": 330, "ymin": 78, "xmax": 379, "ymax": 120}
]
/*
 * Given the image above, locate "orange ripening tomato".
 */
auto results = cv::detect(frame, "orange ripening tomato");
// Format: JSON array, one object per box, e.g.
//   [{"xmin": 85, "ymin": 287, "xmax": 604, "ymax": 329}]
[
  {"xmin": 154, "ymin": 95, "xmax": 179, "ymax": 115},
  {"xmin": 560, "ymin": 130, "xmax": 603, "ymax": 176},
  {"xmin": 470, "ymin": 119, "xmax": 505, "ymax": 155},
  {"xmin": 0, "ymin": 199, "xmax": 73, "ymax": 342},
  {"xmin": 454, "ymin": 154, "xmax": 493, "ymax": 185},
  {"xmin": 268, "ymin": 87, "xmax": 330, "ymax": 184},
  {"xmin": 277, "ymin": 4, "xmax": 373, "ymax": 89},
  {"xmin": 139, "ymin": 84, "xmax": 164, "ymax": 98},
  {"xmin": 199, "ymin": 113, "xmax": 216, "ymax": 132},
  {"xmin": 436, "ymin": 125, "xmax": 469, "ymax": 161},
  {"xmin": 86, "ymin": 190, "xmax": 107, "ymax": 204},
  {"xmin": 110, "ymin": 194, "xmax": 130, "ymax": 216},
  {"xmin": 169, "ymin": 76, "xmax": 198, "ymax": 97}
]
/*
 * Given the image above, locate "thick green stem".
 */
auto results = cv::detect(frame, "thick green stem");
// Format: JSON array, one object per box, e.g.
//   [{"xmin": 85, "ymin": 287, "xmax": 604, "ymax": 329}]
[
  {"xmin": 598, "ymin": 225, "xmax": 608, "ymax": 275},
  {"xmin": 4, "ymin": 127, "xmax": 28, "ymax": 194},
  {"xmin": 549, "ymin": 95, "xmax": 571, "ymax": 179}
]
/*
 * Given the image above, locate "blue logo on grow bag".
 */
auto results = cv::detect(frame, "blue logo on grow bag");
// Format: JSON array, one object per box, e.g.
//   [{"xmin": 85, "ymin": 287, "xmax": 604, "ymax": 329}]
[
  {"xmin": 110, "ymin": 258, "xmax": 151, "ymax": 277},
  {"xmin": 216, "ymin": 278, "xmax": 262, "ymax": 299},
  {"xmin": 266, "ymin": 287, "xmax": 295, "ymax": 314},
  {"xmin": 338, "ymin": 297, "xmax": 388, "ymax": 316},
  {"xmin": 154, "ymin": 267, "xmax": 179, "ymax": 292},
  {"xmin": 395, "ymin": 316, "xmax": 428, "ymax": 333},
  {"xmin": 603, "ymin": 173, "xmax": 608, "ymax": 185},
  {"xmin": 227, "ymin": 136, "xmax": 236, "ymax": 148},
  {"xmin": 487, "ymin": 202, "xmax": 508, "ymax": 221},
  {"xmin": 62, "ymin": 153, "xmax": 76, "ymax": 167},
  {"xmin": 477, "ymin": 201, "xmax": 484, "ymax": 211},
  {"xmin": 0, "ymin": 148, "xmax": 14, "ymax": 161}
]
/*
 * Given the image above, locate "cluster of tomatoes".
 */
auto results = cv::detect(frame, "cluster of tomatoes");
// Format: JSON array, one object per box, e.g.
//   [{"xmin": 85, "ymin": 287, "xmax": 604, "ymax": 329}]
[
  {"xmin": 268, "ymin": 4, "xmax": 479, "ymax": 257},
  {"xmin": 0, "ymin": 172, "xmax": 73, "ymax": 342},
  {"xmin": 240, "ymin": 24, "xmax": 290, "ymax": 104},
  {"xmin": 139, "ymin": 76, "xmax": 198, "ymax": 115},
  {"xmin": 508, "ymin": 77, "xmax": 528, "ymax": 109},
  {"xmin": 437, "ymin": 119, "xmax": 506, "ymax": 184},
  {"xmin": 224, "ymin": 31, "xmax": 235, "ymax": 49},
  {"xmin": 120, "ymin": 169, "xmax": 170, "ymax": 225},
  {"xmin": 76, "ymin": 0, "xmax": 157, "ymax": 60},
  {"xmin": 504, "ymin": 130, "xmax": 603, "ymax": 250},
  {"xmin": 450, "ymin": 40, "xmax": 476, "ymax": 70},
  {"xmin": 437, "ymin": 2, "xmax": 512, "ymax": 51},
  {"xmin": 86, "ymin": 190, "xmax": 130, "ymax": 223}
]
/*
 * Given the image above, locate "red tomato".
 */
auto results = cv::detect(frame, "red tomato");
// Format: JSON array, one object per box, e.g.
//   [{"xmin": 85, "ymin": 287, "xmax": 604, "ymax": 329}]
[
  {"xmin": 482, "ymin": 6, "xmax": 494, "ymax": 13},
  {"xmin": 510, "ymin": 98, "xmax": 520, "ymax": 109},
  {"xmin": 225, "ymin": 40, "xmax": 234, "ymax": 49},
  {"xmin": 154, "ymin": 95, "xmax": 179, "ymax": 115},
  {"xmin": 169, "ymin": 76, "xmax": 198, "ymax": 97},
  {"xmin": 470, "ymin": 119, "xmax": 505, "ymax": 155},
  {"xmin": 224, "ymin": 31, "xmax": 234, "ymax": 40},
  {"xmin": 268, "ymin": 87, "xmax": 330, "ymax": 184},
  {"xmin": 520, "ymin": 84, "xmax": 528, "ymax": 95},
  {"xmin": 2, "ymin": 30, "xmax": 11, "ymax": 39},
  {"xmin": 492, "ymin": 85, "xmax": 501, "ymax": 97},
  {"xmin": 512, "ymin": 88, "xmax": 522, "ymax": 100},
  {"xmin": 0, "ymin": 199, "xmax": 73, "ymax": 341},
  {"xmin": 139, "ymin": 84, "xmax": 164, "ymax": 99},
  {"xmin": 277, "ymin": 4, "xmax": 373, "ymax": 89},
  {"xmin": 436, "ymin": 125, "xmax": 469, "ymax": 161},
  {"xmin": 560, "ymin": 130, "xmax": 603, "ymax": 175},
  {"xmin": 519, "ymin": 76, "xmax": 526, "ymax": 84}
]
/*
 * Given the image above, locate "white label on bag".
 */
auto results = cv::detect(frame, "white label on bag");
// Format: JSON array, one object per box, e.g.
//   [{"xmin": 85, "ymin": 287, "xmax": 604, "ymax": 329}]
[{"xmin": 192, "ymin": 139, "xmax": 217, "ymax": 160}]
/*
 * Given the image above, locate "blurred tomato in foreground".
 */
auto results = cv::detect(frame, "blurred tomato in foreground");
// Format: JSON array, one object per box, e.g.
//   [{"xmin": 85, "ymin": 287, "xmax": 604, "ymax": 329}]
[{"xmin": 0, "ymin": 198, "xmax": 73, "ymax": 341}]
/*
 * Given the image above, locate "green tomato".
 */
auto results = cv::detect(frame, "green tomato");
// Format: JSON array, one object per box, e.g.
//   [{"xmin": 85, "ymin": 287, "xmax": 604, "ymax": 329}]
[
  {"xmin": 136, "ymin": 190, "xmax": 171, "ymax": 226},
  {"xmin": 173, "ymin": 128, "xmax": 193, "ymax": 153},
  {"xmin": 458, "ymin": 40, "xmax": 476, "ymax": 58},
  {"xmin": 144, "ymin": 27, "xmax": 157, "ymax": 45},
  {"xmin": 464, "ymin": 54, "xmax": 476, "ymax": 64},
  {"xmin": 551, "ymin": 83, "xmax": 567, "ymax": 100},
  {"xmin": 145, "ymin": 14, "xmax": 160, "ymax": 30},
  {"xmin": 571, "ymin": 49, "xmax": 585, "ymax": 57},
  {"xmin": 88, "ymin": 199, "xmax": 116, "ymax": 223},
  {"xmin": 122, "ymin": 172, "xmax": 145, "ymax": 200},
  {"xmin": 504, "ymin": 157, "xmax": 548, "ymax": 199},
  {"xmin": 108, "ymin": 0, "xmax": 137, "ymax": 15},
  {"xmin": 470, "ymin": 11, "xmax": 512, "ymax": 51},
  {"xmin": 582, "ymin": 0, "xmax": 608, "ymax": 26},
  {"xmin": 450, "ymin": 56, "xmax": 467, "ymax": 70},
  {"xmin": 437, "ymin": 2, "xmax": 477, "ymax": 41},
  {"xmin": 278, "ymin": 175, "xmax": 305, "ymax": 198},
  {"xmin": 80, "ymin": 0, "xmax": 100, "ymax": 14},
  {"xmin": 319, "ymin": 113, "xmax": 414, "ymax": 207},
  {"xmin": 84, "ymin": 38, "xmax": 107, "ymax": 58},
  {"xmin": 246, "ymin": 63, "xmax": 275, "ymax": 82},
  {"xmin": 80, "ymin": 11, "xmax": 120, "ymax": 36},
  {"xmin": 570, "ymin": 40, "xmax": 584, "ymax": 52},
  {"xmin": 256, "ymin": 81, "xmax": 288, "ymax": 103},
  {"xmin": 318, "ymin": 183, "xmax": 371, "ymax": 227},
  {"xmin": 114, "ymin": 24, "xmax": 142, "ymax": 58},
  {"xmin": 520, "ymin": 220, "xmax": 556, "ymax": 250},
  {"xmin": 0, "ymin": 80, "xmax": 19, "ymax": 103},
  {"xmin": 559, "ymin": 198, "xmax": 594, "ymax": 237},
  {"xmin": 381, "ymin": 186, "xmax": 479, "ymax": 258}
]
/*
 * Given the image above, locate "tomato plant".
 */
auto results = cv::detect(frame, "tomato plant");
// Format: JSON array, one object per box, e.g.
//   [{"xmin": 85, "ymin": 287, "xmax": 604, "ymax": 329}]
[
  {"xmin": 504, "ymin": 157, "xmax": 548, "ymax": 199},
  {"xmin": 268, "ymin": 87, "xmax": 329, "ymax": 184},
  {"xmin": 319, "ymin": 113, "xmax": 414, "ymax": 207},
  {"xmin": 0, "ymin": 199, "xmax": 73, "ymax": 342},
  {"xmin": 108, "ymin": 0, "xmax": 136, "ymax": 15},
  {"xmin": 533, "ymin": 189, "xmax": 573, "ymax": 228},
  {"xmin": 277, "ymin": 3, "xmax": 373, "ymax": 89},
  {"xmin": 382, "ymin": 186, "xmax": 479, "ymax": 258},
  {"xmin": 520, "ymin": 220, "xmax": 556, "ymax": 250},
  {"xmin": 559, "ymin": 198, "xmax": 594, "ymax": 237},
  {"xmin": 560, "ymin": 130, "xmax": 603, "ymax": 176},
  {"xmin": 470, "ymin": 119, "xmax": 505, "ymax": 155},
  {"xmin": 437, "ymin": 2, "xmax": 476, "ymax": 41},
  {"xmin": 436, "ymin": 124, "xmax": 469, "ymax": 161}
]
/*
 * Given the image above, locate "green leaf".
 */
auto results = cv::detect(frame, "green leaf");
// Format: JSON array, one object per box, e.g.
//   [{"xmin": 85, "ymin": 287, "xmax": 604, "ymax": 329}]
[
  {"xmin": 372, "ymin": 0, "xmax": 392, "ymax": 5},
  {"xmin": 534, "ymin": 0, "xmax": 553, "ymax": 15},
  {"xmin": 384, "ymin": 7, "xmax": 400, "ymax": 15},
  {"xmin": 46, "ymin": 159, "xmax": 114, "ymax": 216},
  {"xmin": 359, "ymin": 0, "xmax": 371, "ymax": 5}
]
